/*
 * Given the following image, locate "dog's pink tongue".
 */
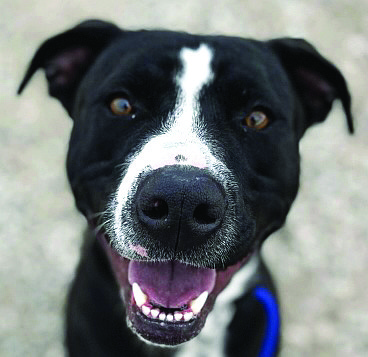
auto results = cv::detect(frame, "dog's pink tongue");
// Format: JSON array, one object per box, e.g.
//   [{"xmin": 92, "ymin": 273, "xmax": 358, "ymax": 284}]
[{"xmin": 128, "ymin": 261, "xmax": 216, "ymax": 308}]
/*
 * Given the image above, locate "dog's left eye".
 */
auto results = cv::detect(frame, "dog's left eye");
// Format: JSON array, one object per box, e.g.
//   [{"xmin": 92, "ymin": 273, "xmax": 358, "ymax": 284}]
[
  {"xmin": 110, "ymin": 97, "xmax": 133, "ymax": 116},
  {"xmin": 242, "ymin": 110, "xmax": 269, "ymax": 130}
]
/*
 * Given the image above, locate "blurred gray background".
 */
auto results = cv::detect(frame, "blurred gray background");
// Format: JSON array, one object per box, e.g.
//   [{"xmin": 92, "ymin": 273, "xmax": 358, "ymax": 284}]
[{"xmin": 1, "ymin": 0, "xmax": 367, "ymax": 356}]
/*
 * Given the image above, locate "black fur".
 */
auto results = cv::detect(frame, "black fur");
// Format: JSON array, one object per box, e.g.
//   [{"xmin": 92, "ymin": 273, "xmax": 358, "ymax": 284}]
[{"xmin": 19, "ymin": 20, "xmax": 353, "ymax": 356}]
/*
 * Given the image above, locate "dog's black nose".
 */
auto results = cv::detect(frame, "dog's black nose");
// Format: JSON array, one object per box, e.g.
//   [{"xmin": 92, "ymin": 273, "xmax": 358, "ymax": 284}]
[{"xmin": 134, "ymin": 166, "xmax": 227, "ymax": 252}]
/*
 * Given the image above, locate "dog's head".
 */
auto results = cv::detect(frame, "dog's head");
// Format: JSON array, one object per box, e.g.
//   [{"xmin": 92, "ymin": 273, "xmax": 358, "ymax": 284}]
[{"xmin": 19, "ymin": 20, "xmax": 353, "ymax": 346}]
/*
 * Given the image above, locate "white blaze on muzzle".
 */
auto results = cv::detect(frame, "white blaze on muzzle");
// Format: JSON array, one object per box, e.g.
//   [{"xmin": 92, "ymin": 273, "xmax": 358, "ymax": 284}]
[{"xmin": 110, "ymin": 44, "xmax": 236, "ymax": 256}]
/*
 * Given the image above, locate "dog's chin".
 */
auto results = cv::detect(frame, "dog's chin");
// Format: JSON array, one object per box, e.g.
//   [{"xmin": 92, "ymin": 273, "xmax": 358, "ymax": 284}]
[
  {"xmin": 126, "ymin": 298, "xmax": 207, "ymax": 346},
  {"xmin": 98, "ymin": 234, "xmax": 251, "ymax": 346}
]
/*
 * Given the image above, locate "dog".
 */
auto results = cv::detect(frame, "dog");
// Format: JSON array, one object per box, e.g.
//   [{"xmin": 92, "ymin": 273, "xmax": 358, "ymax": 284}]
[{"xmin": 18, "ymin": 20, "xmax": 353, "ymax": 357}]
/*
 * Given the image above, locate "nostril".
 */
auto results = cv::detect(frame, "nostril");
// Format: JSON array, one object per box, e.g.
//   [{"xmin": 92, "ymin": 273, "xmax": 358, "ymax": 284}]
[
  {"xmin": 134, "ymin": 167, "xmax": 227, "ymax": 251},
  {"xmin": 193, "ymin": 203, "xmax": 219, "ymax": 225},
  {"xmin": 141, "ymin": 198, "xmax": 169, "ymax": 220}
]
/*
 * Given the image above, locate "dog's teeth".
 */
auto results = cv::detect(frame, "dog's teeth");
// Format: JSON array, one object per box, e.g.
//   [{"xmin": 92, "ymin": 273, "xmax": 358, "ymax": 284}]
[
  {"xmin": 184, "ymin": 312, "xmax": 194, "ymax": 321},
  {"xmin": 132, "ymin": 283, "xmax": 148, "ymax": 307},
  {"xmin": 132, "ymin": 282, "xmax": 200, "ymax": 322},
  {"xmin": 142, "ymin": 305, "xmax": 151, "ymax": 316},
  {"xmin": 151, "ymin": 309, "xmax": 160, "ymax": 318},
  {"xmin": 174, "ymin": 312, "xmax": 183, "ymax": 321},
  {"xmin": 190, "ymin": 291, "xmax": 208, "ymax": 315},
  {"xmin": 166, "ymin": 313, "xmax": 174, "ymax": 322}
]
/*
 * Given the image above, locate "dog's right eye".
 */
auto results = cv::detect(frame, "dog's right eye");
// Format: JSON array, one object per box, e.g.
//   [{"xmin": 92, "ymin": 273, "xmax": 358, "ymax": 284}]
[
  {"xmin": 110, "ymin": 97, "xmax": 133, "ymax": 116},
  {"xmin": 242, "ymin": 110, "xmax": 270, "ymax": 130}
]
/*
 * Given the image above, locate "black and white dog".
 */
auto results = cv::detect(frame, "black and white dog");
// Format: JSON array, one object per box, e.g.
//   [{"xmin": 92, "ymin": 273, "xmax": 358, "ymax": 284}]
[{"xmin": 18, "ymin": 20, "xmax": 353, "ymax": 357}]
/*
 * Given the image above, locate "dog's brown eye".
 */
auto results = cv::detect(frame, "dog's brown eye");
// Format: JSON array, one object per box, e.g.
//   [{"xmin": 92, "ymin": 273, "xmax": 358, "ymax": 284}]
[
  {"xmin": 243, "ymin": 111, "xmax": 269, "ymax": 130},
  {"xmin": 110, "ymin": 97, "xmax": 133, "ymax": 116}
]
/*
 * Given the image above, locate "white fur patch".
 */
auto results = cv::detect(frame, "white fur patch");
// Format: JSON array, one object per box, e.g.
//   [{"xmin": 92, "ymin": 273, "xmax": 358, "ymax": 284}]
[{"xmin": 135, "ymin": 44, "xmax": 215, "ymax": 172}]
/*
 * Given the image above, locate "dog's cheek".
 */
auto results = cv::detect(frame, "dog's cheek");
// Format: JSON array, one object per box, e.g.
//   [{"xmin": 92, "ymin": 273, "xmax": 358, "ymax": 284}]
[{"xmin": 233, "ymin": 142, "xmax": 300, "ymax": 241}]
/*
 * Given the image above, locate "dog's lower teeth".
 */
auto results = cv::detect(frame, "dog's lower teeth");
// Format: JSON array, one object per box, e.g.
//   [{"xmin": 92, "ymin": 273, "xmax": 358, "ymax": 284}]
[
  {"xmin": 139, "ymin": 304, "xmax": 198, "ymax": 322},
  {"xmin": 142, "ymin": 305, "xmax": 151, "ymax": 316},
  {"xmin": 151, "ymin": 309, "xmax": 160, "ymax": 318},
  {"xmin": 174, "ymin": 312, "xmax": 183, "ymax": 321},
  {"xmin": 166, "ymin": 314, "xmax": 174, "ymax": 322},
  {"xmin": 133, "ymin": 283, "xmax": 206, "ymax": 322},
  {"xmin": 184, "ymin": 312, "xmax": 194, "ymax": 321}
]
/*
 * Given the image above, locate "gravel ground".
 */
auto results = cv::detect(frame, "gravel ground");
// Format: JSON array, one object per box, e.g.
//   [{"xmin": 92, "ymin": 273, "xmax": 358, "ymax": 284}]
[{"xmin": 1, "ymin": 0, "xmax": 368, "ymax": 356}]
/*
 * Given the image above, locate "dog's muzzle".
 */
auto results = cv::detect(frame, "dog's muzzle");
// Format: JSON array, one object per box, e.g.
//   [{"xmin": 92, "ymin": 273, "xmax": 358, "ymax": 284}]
[
  {"xmin": 99, "ymin": 165, "xmax": 255, "ymax": 345},
  {"xmin": 98, "ymin": 165, "xmax": 248, "ymax": 345}
]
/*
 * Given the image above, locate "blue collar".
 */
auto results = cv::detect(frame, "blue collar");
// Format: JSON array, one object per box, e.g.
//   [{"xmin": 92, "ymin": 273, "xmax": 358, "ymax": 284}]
[{"xmin": 253, "ymin": 286, "xmax": 280, "ymax": 357}]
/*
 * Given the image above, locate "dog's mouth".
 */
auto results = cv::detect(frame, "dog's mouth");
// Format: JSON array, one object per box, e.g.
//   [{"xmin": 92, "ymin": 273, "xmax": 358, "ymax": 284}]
[{"xmin": 98, "ymin": 234, "xmax": 251, "ymax": 346}]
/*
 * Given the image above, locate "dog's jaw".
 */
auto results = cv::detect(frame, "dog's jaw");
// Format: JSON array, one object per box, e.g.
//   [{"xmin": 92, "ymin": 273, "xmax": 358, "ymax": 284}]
[{"xmin": 97, "ymin": 231, "xmax": 254, "ymax": 346}]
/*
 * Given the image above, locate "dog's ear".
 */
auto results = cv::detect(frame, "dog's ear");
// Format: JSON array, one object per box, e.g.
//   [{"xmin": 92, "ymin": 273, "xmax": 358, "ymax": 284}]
[
  {"xmin": 17, "ymin": 20, "xmax": 122, "ymax": 116},
  {"xmin": 268, "ymin": 38, "xmax": 354, "ymax": 136}
]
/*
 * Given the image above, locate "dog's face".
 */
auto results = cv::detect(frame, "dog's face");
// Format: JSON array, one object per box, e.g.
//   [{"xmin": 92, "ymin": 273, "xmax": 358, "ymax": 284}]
[{"xmin": 19, "ymin": 20, "xmax": 353, "ymax": 346}]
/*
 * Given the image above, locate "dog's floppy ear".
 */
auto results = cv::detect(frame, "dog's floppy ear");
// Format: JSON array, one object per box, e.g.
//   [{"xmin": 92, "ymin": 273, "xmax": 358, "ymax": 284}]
[
  {"xmin": 268, "ymin": 38, "xmax": 354, "ymax": 136},
  {"xmin": 17, "ymin": 20, "xmax": 122, "ymax": 116}
]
